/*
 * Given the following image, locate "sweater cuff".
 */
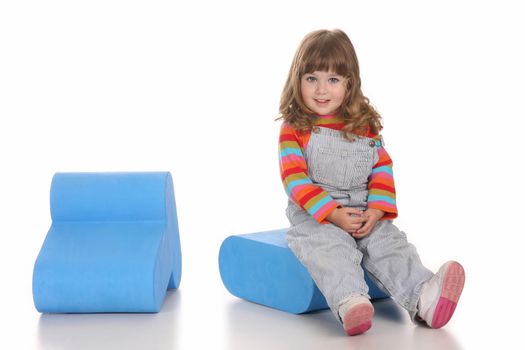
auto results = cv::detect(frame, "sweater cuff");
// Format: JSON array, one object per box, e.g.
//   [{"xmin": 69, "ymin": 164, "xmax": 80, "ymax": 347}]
[
  {"xmin": 368, "ymin": 202, "xmax": 398, "ymax": 220},
  {"xmin": 313, "ymin": 200, "xmax": 340, "ymax": 224}
]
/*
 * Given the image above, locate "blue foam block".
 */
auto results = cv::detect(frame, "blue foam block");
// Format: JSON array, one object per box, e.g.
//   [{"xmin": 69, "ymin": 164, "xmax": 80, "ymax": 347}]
[
  {"xmin": 219, "ymin": 229, "xmax": 389, "ymax": 314},
  {"xmin": 33, "ymin": 172, "xmax": 182, "ymax": 313}
]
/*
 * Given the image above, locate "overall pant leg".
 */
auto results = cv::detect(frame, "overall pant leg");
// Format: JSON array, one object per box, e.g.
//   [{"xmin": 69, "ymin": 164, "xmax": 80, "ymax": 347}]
[
  {"xmin": 286, "ymin": 203, "xmax": 368, "ymax": 321},
  {"xmin": 357, "ymin": 220, "xmax": 434, "ymax": 318}
]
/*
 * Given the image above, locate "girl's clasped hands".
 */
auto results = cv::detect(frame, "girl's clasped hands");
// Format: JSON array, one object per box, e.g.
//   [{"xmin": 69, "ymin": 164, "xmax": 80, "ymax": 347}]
[{"xmin": 326, "ymin": 207, "xmax": 385, "ymax": 239}]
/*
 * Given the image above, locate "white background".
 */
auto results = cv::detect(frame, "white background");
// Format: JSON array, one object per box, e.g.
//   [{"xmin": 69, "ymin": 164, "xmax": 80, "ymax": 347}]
[{"xmin": 1, "ymin": 0, "xmax": 523, "ymax": 348}]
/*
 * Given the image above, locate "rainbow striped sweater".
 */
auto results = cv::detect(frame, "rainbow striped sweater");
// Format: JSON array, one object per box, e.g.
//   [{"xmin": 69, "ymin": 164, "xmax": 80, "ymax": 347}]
[{"xmin": 279, "ymin": 115, "xmax": 397, "ymax": 223}]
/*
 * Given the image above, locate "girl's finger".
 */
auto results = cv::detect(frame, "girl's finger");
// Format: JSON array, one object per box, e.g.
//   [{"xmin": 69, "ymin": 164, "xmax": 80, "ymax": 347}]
[
  {"xmin": 344, "ymin": 208, "xmax": 364, "ymax": 215},
  {"xmin": 352, "ymin": 231, "xmax": 367, "ymax": 238},
  {"xmin": 346, "ymin": 223, "xmax": 363, "ymax": 232},
  {"xmin": 348, "ymin": 216, "xmax": 366, "ymax": 224},
  {"xmin": 357, "ymin": 220, "xmax": 373, "ymax": 234},
  {"xmin": 348, "ymin": 224, "xmax": 361, "ymax": 231}
]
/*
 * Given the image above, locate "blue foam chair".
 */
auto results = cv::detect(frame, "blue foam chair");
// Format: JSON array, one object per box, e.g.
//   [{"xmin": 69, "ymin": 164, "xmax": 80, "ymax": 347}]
[
  {"xmin": 33, "ymin": 172, "xmax": 182, "ymax": 313},
  {"xmin": 219, "ymin": 229, "xmax": 389, "ymax": 314}
]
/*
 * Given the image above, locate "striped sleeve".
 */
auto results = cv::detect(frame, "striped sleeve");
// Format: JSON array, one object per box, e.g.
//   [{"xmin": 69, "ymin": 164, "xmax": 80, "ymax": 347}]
[
  {"xmin": 279, "ymin": 123, "xmax": 340, "ymax": 223},
  {"xmin": 368, "ymin": 138, "xmax": 398, "ymax": 219}
]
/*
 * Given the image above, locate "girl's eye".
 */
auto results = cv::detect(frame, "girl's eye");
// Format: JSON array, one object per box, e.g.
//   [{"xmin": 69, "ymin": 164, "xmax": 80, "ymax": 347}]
[
  {"xmin": 328, "ymin": 77, "xmax": 340, "ymax": 84},
  {"xmin": 305, "ymin": 76, "xmax": 317, "ymax": 82}
]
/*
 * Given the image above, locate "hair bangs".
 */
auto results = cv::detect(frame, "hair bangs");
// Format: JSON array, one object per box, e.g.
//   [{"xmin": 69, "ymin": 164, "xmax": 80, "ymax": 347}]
[{"xmin": 300, "ymin": 38, "xmax": 351, "ymax": 77}]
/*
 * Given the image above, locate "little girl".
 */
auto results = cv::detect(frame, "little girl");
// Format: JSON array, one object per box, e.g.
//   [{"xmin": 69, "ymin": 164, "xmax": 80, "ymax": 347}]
[{"xmin": 278, "ymin": 29, "xmax": 465, "ymax": 336}]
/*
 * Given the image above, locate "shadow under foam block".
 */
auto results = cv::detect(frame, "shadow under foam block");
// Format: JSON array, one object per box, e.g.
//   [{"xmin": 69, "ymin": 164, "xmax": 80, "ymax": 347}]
[
  {"xmin": 219, "ymin": 229, "xmax": 389, "ymax": 314},
  {"xmin": 33, "ymin": 172, "xmax": 182, "ymax": 313}
]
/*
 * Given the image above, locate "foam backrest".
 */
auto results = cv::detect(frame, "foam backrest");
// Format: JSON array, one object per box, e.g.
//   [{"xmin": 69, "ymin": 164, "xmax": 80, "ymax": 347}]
[{"xmin": 50, "ymin": 172, "xmax": 168, "ymax": 222}]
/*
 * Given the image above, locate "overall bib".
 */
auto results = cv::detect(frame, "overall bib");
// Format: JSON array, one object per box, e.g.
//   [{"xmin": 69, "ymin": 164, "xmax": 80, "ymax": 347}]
[{"xmin": 285, "ymin": 127, "xmax": 433, "ymax": 320}]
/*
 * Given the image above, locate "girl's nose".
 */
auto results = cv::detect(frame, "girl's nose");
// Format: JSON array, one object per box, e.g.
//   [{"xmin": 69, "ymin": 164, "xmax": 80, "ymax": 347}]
[{"xmin": 315, "ymin": 81, "xmax": 327, "ymax": 94}]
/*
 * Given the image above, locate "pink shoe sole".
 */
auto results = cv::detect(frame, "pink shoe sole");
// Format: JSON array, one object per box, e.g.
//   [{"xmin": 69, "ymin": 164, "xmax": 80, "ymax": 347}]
[
  {"xmin": 431, "ymin": 261, "xmax": 465, "ymax": 328},
  {"xmin": 343, "ymin": 303, "xmax": 374, "ymax": 336}
]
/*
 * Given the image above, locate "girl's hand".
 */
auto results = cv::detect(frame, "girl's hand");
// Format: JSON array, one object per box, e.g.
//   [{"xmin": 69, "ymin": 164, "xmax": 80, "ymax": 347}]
[
  {"xmin": 326, "ymin": 207, "xmax": 366, "ymax": 233},
  {"xmin": 352, "ymin": 209, "xmax": 384, "ymax": 239}
]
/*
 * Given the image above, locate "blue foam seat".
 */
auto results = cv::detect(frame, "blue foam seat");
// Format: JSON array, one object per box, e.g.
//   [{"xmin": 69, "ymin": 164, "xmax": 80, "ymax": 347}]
[
  {"xmin": 219, "ymin": 229, "xmax": 389, "ymax": 314},
  {"xmin": 33, "ymin": 172, "xmax": 182, "ymax": 313}
]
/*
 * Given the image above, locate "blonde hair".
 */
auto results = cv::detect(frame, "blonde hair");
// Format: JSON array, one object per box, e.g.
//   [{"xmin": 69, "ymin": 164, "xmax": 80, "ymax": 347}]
[{"xmin": 278, "ymin": 29, "xmax": 382, "ymax": 139}]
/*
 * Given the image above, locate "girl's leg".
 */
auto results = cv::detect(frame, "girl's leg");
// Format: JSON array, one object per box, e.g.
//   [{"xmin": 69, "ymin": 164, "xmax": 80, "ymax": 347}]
[
  {"xmin": 286, "ymin": 204, "xmax": 370, "ymax": 332},
  {"xmin": 357, "ymin": 220, "xmax": 434, "ymax": 319},
  {"xmin": 287, "ymin": 220, "xmax": 369, "ymax": 317}
]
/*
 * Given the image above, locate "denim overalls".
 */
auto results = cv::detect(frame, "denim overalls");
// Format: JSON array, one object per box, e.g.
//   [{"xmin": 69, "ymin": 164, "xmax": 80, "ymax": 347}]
[{"xmin": 286, "ymin": 127, "xmax": 433, "ymax": 320}]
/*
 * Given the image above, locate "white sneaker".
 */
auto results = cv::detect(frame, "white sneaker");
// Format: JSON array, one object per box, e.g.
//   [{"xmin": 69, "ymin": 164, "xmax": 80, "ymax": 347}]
[
  {"xmin": 338, "ymin": 295, "xmax": 374, "ymax": 336},
  {"xmin": 417, "ymin": 261, "xmax": 465, "ymax": 328}
]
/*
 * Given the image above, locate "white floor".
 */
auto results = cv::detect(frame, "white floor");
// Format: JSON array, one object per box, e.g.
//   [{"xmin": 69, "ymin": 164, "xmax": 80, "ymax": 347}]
[
  {"xmin": 2, "ymin": 227, "xmax": 522, "ymax": 350},
  {"xmin": 4, "ymin": 285, "xmax": 518, "ymax": 350},
  {"xmin": 33, "ymin": 294, "xmax": 467, "ymax": 350}
]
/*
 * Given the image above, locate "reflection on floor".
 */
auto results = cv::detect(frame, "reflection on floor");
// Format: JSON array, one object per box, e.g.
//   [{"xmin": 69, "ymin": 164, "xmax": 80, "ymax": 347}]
[
  {"xmin": 35, "ymin": 291, "xmax": 464, "ymax": 350},
  {"xmin": 224, "ymin": 297, "xmax": 464, "ymax": 350},
  {"xmin": 37, "ymin": 291, "xmax": 182, "ymax": 350}
]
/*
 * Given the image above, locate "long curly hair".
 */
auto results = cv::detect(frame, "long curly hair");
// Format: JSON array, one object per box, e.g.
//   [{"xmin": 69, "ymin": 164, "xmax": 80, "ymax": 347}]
[{"xmin": 278, "ymin": 29, "xmax": 382, "ymax": 139}]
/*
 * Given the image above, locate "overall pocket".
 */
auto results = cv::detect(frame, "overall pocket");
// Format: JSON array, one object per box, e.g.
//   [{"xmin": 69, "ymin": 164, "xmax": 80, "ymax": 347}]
[{"xmin": 309, "ymin": 146, "xmax": 373, "ymax": 190}]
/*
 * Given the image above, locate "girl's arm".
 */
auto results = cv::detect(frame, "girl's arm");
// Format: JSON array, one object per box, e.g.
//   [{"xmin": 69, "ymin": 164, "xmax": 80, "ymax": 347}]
[
  {"xmin": 279, "ymin": 123, "xmax": 340, "ymax": 223},
  {"xmin": 354, "ymin": 139, "xmax": 398, "ymax": 237},
  {"xmin": 367, "ymin": 139, "xmax": 398, "ymax": 219}
]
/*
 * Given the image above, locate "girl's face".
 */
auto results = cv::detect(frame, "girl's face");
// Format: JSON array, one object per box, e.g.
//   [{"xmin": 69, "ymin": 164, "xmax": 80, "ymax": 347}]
[{"xmin": 301, "ymin": 71, "xmax": 347, "ymax": 116}]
